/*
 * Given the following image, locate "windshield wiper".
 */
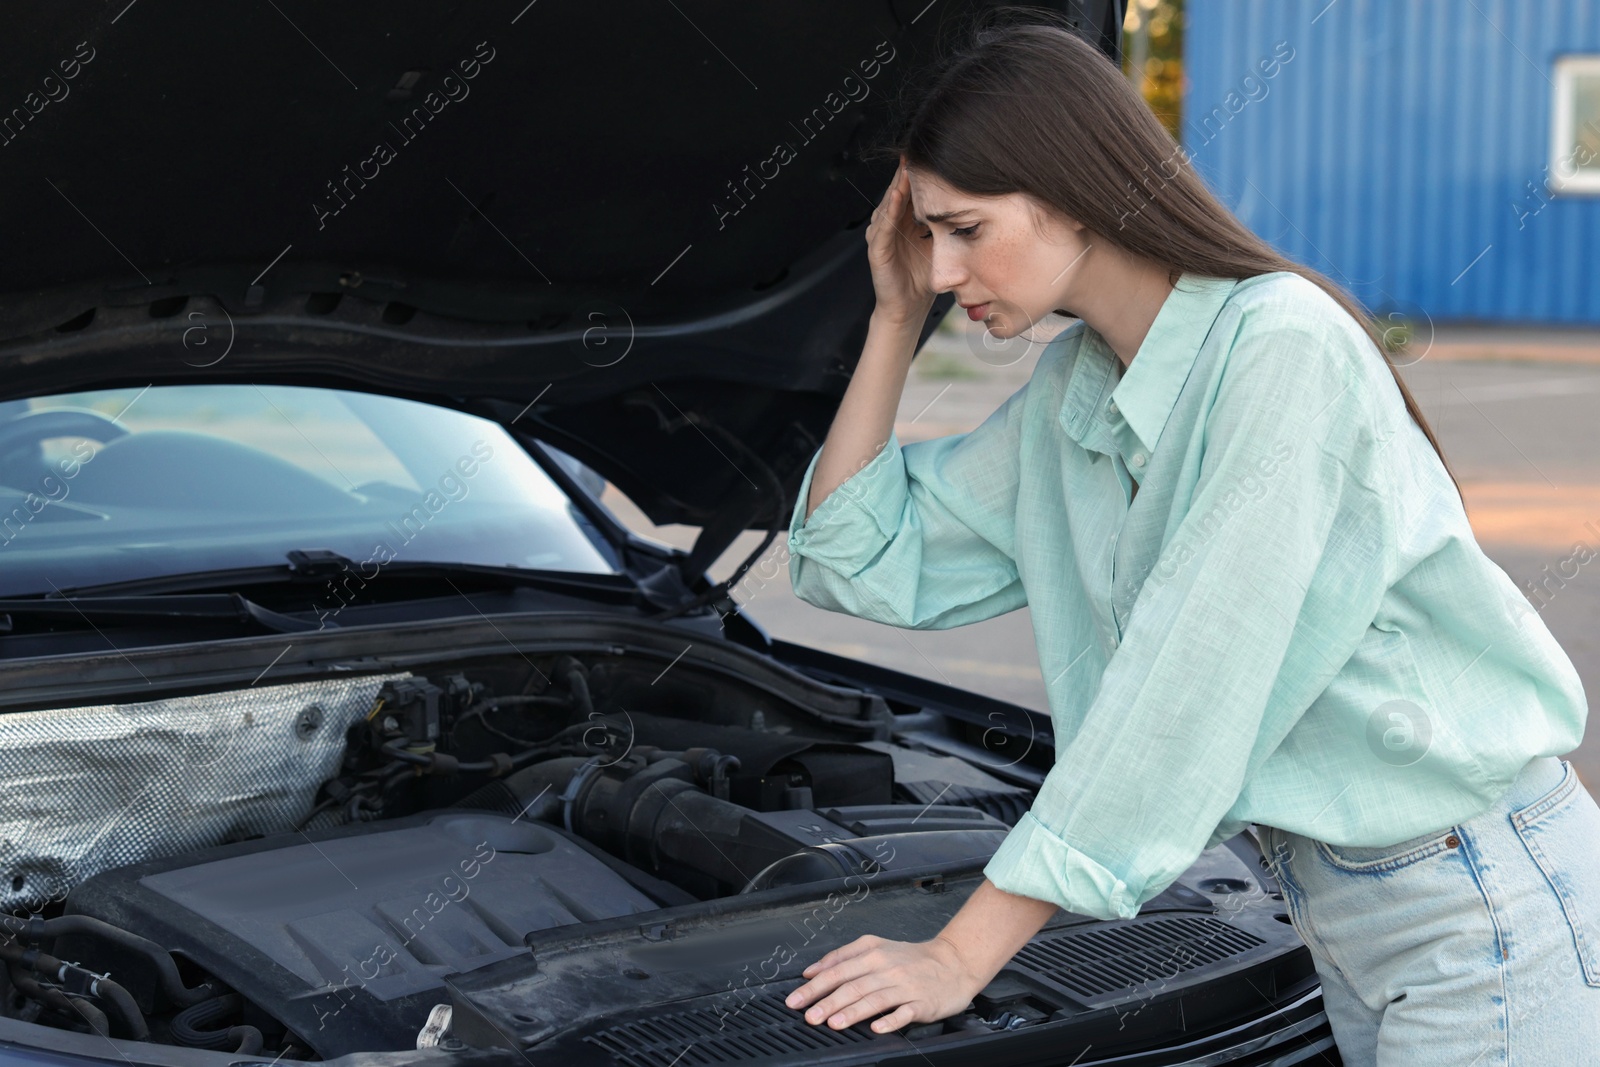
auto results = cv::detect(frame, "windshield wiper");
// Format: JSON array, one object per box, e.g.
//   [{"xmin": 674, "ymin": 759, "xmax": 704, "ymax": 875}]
[{"xmin": 0, "ymin": 592, "xmax": 323, "ymax": 634}]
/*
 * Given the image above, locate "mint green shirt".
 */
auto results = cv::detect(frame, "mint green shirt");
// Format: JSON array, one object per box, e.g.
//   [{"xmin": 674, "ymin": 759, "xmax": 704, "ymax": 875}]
[{"xmin": 785, "ymin": 271, "xmax": 1588, "ymax": 921}]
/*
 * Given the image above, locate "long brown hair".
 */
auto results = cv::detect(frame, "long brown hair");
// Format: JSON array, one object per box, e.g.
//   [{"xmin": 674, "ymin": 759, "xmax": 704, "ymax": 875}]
[{"xmin": 869, "ymin": 8, "xmax": 1465, "ymax": 507}]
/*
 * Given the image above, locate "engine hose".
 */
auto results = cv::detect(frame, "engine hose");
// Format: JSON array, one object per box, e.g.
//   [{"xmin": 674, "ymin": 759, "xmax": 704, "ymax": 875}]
[
  {"xmin": 0, "ymin": 941, "xmax": 148, "ymax": 1040},
  {"xmin": 1, "ymin": 914, "xmax": 214, "ymax": 1008},
  {"xmin": 170, "ymin": 993, "xmax": 264, "ymax": 1053},
  {"xmin": 462, "ymin": 693, "xmax": 570, "ymax": 723},
  {"xmin": 91, "ymin": 978, "xmax": 148, "ymax": 1041},
  {"xmin": 554, "ymin": 655, "xmax": 594, "ymax": 719},
  {"xmin": 452, "ymin": 756, "xmax": 592, "ymax": 820},
  {"xmin": 7, "ymin": 964, "xmax": 110, "ymax": 1037}
]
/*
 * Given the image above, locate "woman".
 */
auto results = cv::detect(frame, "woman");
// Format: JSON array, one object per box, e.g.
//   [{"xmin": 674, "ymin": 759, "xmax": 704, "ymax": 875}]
[{"xmin": 780, "ymin": 11, "xmax": 1600, "ymax": 1062}]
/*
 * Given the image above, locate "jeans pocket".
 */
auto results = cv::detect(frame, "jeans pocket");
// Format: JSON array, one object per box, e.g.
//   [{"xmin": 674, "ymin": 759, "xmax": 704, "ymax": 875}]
[
  {"xmin": 1314, "ymin": 823, "xmax": 1462, "ymax": 873},
  {"xmin": 1255, "ymin": 826, "xmax": 1296, "ymax": 892},
  {"xmin": 1509, "ymin": 759, "xmax": 1600, "ymax": 988}
]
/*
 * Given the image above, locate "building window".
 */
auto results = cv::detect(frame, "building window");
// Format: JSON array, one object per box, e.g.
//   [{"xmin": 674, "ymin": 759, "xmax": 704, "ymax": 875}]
[{"xmin": 1551, "ymin": 55, "xmax": 1600, "ymax": 194}]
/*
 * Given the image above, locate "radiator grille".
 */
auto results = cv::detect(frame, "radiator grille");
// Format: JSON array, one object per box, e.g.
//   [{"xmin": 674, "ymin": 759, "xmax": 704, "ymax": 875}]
[
  {"xmin": 584, "ymin": 991, "xmax": 875, "ymax": 1067},
  {"xmin": 1014, "ymin": 916, "xmax": 1265, "ymax": 1003},
  {"xmin": 584, "ymin": 918, "xmax": 1267, "ymax": 1064}
]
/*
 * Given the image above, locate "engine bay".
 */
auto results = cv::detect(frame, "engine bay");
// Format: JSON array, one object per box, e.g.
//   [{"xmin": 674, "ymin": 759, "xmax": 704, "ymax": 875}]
[
  {"xmin": 1, "ymin": 645, "xmax": 1063, "ymax": 1060},
  {"xmin": 0, "ymin": 631, "xmax": 1316, "ymax": 1065}
]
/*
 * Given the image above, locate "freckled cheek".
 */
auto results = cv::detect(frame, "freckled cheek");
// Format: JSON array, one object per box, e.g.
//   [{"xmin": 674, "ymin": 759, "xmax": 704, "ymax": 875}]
[
  {"xmin": 972, "ymin": 245, "xmax": 1021, "ymax": 296},
  {"xmin": 966, "ymin": 244, "xmax": 1030, "ymax": 303}
]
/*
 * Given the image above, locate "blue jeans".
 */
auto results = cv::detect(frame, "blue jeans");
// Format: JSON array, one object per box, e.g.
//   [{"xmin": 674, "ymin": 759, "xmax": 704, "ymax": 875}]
[{"xmin": 1255, "ymin": 755, "xmax": 1600, "ymax": 1065}]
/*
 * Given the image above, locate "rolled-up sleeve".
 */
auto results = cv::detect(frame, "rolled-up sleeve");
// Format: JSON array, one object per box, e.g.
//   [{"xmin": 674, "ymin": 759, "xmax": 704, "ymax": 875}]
[
  {"xmin": 786, "ymin": 378, "xmax": 1030, "ymax": 630},
  {"xmin": 983, "ymin": 321, "xmax": 1398, "ymax": 919}
]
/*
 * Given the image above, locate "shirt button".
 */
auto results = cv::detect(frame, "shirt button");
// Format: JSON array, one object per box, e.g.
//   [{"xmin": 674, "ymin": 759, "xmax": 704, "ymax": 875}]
[
  {"xmin": 1131, "ymin": 451, "xmax": 1147, "ymax": 468},
  {"xmin": 1107, "ymin": 400, "xmax": 1119, "ymax": 416},
  {"xmin": 1108, "ymin": 634, "xmax": 1119, "ymax": 650}
]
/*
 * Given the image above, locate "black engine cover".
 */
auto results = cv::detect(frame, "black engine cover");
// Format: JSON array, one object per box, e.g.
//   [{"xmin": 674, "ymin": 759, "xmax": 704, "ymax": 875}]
[{"xmin": 59, "ymin": 811, "xmax": 673, "ymax": 1057}]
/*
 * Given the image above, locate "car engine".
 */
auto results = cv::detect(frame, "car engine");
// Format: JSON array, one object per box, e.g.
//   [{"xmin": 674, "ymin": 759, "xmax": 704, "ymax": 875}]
[{"xmin": 0, "ymin": 653, "xmax": 1036, "ymax": 1059}]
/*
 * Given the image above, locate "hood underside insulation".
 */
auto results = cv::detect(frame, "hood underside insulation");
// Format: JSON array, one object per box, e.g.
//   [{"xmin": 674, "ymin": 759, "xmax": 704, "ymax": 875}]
[{"xmin": 0, "ymin": 672, "xmax": 408, "ymax": 913}]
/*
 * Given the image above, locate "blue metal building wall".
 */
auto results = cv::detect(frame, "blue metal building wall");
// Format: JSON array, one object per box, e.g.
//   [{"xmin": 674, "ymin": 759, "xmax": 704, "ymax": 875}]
[{"xmin": 1183, "ymin": 0, "xmax": 1600, "ymax": 326}]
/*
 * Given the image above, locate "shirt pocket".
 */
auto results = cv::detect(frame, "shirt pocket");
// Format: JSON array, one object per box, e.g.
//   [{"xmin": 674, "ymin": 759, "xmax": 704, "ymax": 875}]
[{"xmin": 1509, "ymin": 759, "xmax": 1600, "ymax": 987}]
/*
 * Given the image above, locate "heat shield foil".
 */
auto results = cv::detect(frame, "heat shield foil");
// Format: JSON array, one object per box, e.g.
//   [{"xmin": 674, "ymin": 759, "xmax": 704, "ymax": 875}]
[{"xmin": 0, "ymin": 673, "xmax": 409, "ymax": 914}]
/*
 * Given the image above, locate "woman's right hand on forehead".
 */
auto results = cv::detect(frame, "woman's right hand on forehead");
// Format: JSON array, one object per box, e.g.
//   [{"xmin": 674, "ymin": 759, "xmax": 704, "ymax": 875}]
[{"xmin": 866, "ymin": 159, "xmax": 937, "ymax": 327}]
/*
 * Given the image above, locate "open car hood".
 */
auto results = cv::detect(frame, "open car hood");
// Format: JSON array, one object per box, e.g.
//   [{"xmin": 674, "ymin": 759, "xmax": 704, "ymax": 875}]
[{"xmin": 0, "ymin": 1, "xmax": 1122, "ymax": 553}]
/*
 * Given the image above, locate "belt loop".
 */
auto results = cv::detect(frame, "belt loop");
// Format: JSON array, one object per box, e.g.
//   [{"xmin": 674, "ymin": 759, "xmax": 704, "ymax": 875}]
[{"xmin": 1255, "ymin": 824, "xmax": 1286, "ymax": 885}]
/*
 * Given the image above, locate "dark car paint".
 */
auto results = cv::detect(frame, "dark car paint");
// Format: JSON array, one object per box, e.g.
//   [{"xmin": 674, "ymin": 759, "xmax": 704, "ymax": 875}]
[{"xmin": 0, "ymin": 1, "xmax": 1123, "ymax": 570}]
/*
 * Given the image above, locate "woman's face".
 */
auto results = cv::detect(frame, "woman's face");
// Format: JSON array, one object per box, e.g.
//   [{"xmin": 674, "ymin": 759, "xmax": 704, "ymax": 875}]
[{"xmin": 905, "ymin": 166, "xmax": 1091, "ymax": 338}]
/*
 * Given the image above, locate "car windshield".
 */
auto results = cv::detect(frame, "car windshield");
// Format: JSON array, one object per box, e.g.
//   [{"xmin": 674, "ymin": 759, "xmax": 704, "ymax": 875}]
[{"xmin": 0, "ymin": 384, "xmax": 620, "ymax": 596}]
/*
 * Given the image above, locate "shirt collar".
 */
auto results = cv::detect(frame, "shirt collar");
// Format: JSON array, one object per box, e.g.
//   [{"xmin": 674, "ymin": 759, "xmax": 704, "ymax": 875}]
[{"xmin": 1059, "ymin": 272, "xmax": 1241, "ymax": 460}]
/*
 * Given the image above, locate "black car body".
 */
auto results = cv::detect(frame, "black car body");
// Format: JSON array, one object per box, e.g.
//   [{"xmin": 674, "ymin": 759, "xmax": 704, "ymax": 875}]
[{"xmin": 0, "ymin": 2, "xmax": 1341, "ymax": 1064}]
